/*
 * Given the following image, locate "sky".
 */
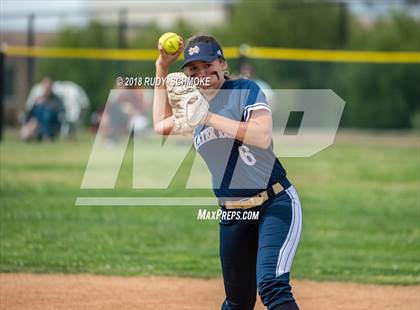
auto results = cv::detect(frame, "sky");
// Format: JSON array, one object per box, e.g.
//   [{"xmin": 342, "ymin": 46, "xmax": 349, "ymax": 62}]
[
  {"xmin": 1, "ymin": 0, "xmax": 88, "ymax": 32},
  {"xmin": 1, "ymin": 0, "xmax": 419, "ymax": 32}
]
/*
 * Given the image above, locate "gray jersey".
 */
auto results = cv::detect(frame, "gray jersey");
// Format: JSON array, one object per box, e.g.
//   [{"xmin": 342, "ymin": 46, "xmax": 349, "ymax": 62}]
[{"xmin": 193, "ymin": 79, "xmax": 289, "ymax": 199}]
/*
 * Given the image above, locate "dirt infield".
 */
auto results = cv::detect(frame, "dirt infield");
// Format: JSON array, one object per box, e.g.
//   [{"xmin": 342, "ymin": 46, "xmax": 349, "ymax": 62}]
[{"xmin": 0, "ymin": 274, "xmax": 419, "ymax": 310}]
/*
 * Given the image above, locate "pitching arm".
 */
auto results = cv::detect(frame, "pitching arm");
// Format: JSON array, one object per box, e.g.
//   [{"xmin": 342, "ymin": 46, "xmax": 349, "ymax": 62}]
[{"xmin": 152, "ymin": 41, "xmax": 184, "ymax": 136}]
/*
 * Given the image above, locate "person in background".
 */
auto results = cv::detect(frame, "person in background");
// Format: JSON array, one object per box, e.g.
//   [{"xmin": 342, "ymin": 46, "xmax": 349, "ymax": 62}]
[
  {"xmin": 21, "ymin": 77, "xmax": 65, "ymax": 142},
  {"xmin": 97, "ymin": 80, "xmax": 149, "ymax": 144},
  {"xmin": 25, "ymin": 79, "xmax": 90, "ymax": 141},
  {"xmin": 53, "ymin": 81, "xmax": 90, "ymax": 140}
]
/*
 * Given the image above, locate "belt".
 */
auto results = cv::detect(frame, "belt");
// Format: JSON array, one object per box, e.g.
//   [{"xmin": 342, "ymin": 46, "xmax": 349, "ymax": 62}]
[{"xmin": 222, "ymin": 182, "xmax": 285, "ymax": 210}]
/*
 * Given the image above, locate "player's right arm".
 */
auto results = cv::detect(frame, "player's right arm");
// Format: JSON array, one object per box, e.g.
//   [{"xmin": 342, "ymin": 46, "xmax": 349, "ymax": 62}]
[{"xmin": 153, "ymin": 41, "xmax": 184, "ymax": 135}]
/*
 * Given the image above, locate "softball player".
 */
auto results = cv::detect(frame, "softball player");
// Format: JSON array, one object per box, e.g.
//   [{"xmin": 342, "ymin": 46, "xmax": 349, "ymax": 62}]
[{"xmin": 153, "ymin": 35, "xmax": 302, "ymax": 310}]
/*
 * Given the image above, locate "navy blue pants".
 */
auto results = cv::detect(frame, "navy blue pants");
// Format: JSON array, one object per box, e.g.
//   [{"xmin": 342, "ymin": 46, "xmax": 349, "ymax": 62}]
[
  {"xmin": 27, "ymin": 104, "xmax": 61, "ymax": 140},
  {"xmin": 220, "ymin": 186, "xmax": 302, "ymax": 310}
]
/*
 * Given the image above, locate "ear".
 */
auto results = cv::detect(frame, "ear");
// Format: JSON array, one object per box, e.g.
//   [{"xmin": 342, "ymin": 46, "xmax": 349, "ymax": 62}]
[{"xmin": 219, "ymin": 59, "xmax": 228, "ymax": 70}]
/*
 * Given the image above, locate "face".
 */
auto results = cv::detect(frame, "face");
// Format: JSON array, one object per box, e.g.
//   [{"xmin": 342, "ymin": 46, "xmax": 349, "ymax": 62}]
[
  {"xmin": 184, "ymin": 59, "xmax": 227, "ymax": 90},
  {"xmin": 42, "ymin": 78, "xmax": 53, "ymax": 96}
]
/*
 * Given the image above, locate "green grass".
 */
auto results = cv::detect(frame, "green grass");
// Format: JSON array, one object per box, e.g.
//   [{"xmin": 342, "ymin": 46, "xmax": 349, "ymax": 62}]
[{"xmin": 0, "ymin": 129, "xmax": 419, "ymax": 285}]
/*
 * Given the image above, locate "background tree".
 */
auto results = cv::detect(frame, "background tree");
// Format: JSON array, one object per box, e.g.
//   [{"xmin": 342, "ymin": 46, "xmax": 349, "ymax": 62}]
[{"xmin": 38, "ymin": 1, "xmax": 419, "ymax": 128}]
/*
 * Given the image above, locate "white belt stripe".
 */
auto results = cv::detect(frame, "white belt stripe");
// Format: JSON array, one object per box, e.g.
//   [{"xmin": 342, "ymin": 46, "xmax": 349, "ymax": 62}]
[{"xmin": 276, "ymin": 186, "xmax": 302, "ymax": 277}]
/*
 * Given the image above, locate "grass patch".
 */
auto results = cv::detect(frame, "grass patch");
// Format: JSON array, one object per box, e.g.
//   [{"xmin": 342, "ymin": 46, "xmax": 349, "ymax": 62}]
[{"xmin": 0, "ymin": 129, "xmax": 419, "ymax": 284}]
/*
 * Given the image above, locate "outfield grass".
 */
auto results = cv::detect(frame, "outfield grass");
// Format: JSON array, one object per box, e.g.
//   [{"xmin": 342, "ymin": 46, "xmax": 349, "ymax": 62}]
[{"xmin": 0, "ymin": 129, "xmax": 419, "ymax": 285}]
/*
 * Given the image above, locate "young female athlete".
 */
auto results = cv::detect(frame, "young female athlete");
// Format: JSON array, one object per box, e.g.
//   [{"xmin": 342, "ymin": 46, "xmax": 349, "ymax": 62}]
[{"xmin": 153, "ymin": 34, "xmax": 302, "ymax": 310}]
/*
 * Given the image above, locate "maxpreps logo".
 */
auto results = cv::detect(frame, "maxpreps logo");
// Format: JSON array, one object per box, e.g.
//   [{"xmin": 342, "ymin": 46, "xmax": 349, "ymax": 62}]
[
  {"xmin": 77, "ymin": 89, "xmax": 345, "ymax": 207},
  {"xmin": 197, "ymin": 209, "xmax": 260, "ymax": 221},
  {"xmin": 188, "ymin": 45, "xmax": 200, "ymax": 55}
]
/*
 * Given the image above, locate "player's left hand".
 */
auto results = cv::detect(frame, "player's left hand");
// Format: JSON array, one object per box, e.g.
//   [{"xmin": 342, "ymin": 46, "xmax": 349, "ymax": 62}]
[{"xmin": 166, "ymin": 72, "xmax": 209, "ymax": 135}]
